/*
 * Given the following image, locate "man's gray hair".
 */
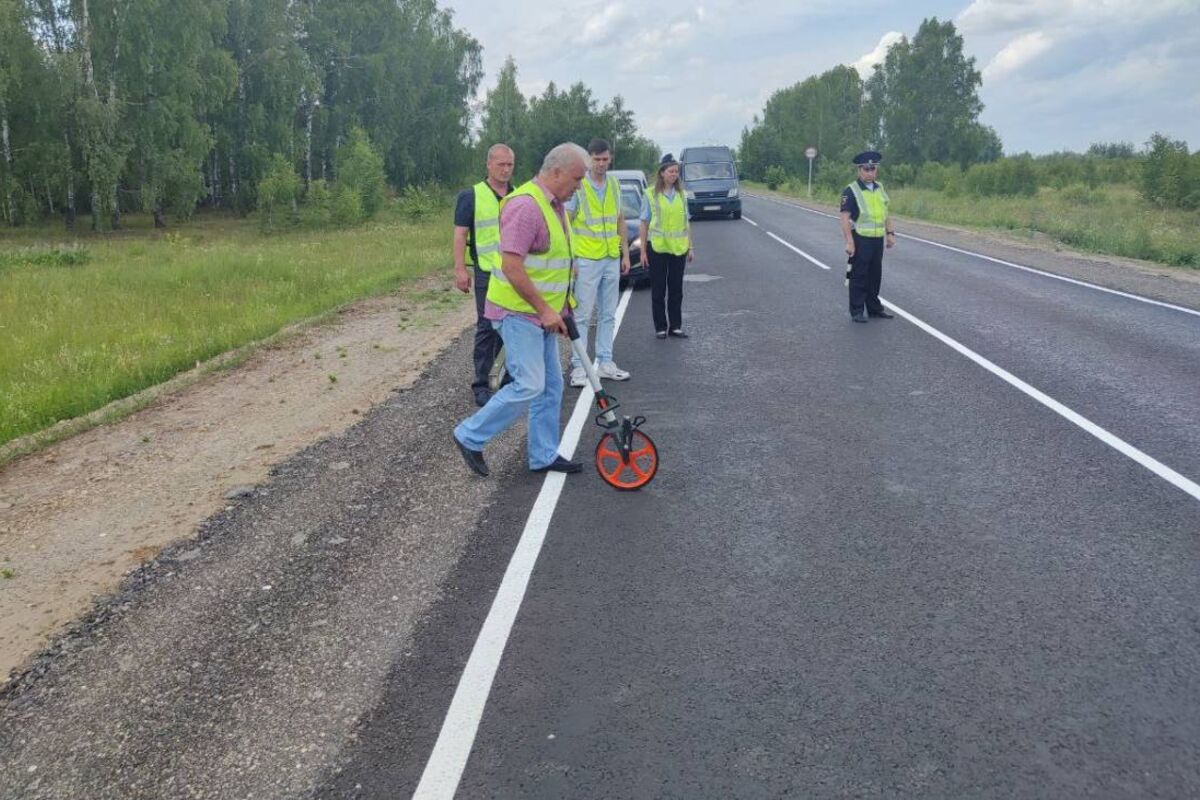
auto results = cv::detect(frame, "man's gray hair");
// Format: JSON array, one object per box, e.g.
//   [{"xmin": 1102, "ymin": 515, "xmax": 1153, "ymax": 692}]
[
  {"xmin": 486, "ymin": 143, "xmax": 513, "ymax": 161},
  {"xmin": 540, "ymin": 143, "xmax": 589, "ymax": 174}
]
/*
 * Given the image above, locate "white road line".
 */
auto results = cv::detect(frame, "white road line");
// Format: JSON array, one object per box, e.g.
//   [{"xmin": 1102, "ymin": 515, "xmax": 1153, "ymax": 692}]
[
  {"xmin": 742, "ymin": 216, "xmax": 759, "ymax": 227},
  {"xmin": 746, "ymin": 228, "xmax": 1200, "ymax": 504},
  {"xmin": 766, "ymin": 231, "xmax": 831, "ymax": 270},
  {"xmin": 886, "ymin": 299, "xmax": 1200, "ymax": 503},
  {"xmin": 746, "ymin": 192, "xmax": 1200, "ymax": 318},
  {"xmin": 413, "ymin": 288, "xmax": 635, "ymax": 800}
]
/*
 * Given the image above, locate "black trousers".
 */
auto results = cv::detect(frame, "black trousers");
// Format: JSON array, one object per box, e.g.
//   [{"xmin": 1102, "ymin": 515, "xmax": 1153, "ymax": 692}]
[
  {"xmin": 471, "ymin": 266, "xmax": 503, "ymax": 396},
  {"xmin": 847, "ymin": 232, "xmax": 885, "ymax": 315},
  {"xmin": 648, "ymin": 244, "xmax": 686, "ymax": 332}
]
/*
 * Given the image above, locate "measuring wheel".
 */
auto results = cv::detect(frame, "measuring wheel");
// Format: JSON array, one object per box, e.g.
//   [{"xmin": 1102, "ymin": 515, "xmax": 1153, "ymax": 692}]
[{"xmin": 594, "ymin": 427, "xmax": 659, "ymax": 491}]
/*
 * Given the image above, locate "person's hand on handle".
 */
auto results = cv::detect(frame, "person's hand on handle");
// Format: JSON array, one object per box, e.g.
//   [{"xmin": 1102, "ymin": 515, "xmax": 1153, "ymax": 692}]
[{"xmin": 539, "ymin": 307, "xmax": 567, "ymax": 336}]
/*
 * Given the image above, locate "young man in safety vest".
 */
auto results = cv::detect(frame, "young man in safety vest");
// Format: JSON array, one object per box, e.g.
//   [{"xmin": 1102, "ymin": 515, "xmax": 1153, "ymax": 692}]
[
  {"xmin": 453, "ymin": 143, "xmax": 589, "ymax": 478},
  {"xmin": 563, "ymin": 138, "xmax": 632, "ymax": 388},
  {"xmin": 839, "ymin": 150, "xmax": 896, "ymax": 323},
  {"xmin": 453, "ymin": 143, "xmax": 515, "ymax": 405}
]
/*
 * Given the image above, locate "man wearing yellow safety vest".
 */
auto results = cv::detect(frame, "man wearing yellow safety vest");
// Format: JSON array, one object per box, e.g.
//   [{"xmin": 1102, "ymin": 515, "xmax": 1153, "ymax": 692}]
[
  {"xmin": 453, "ymin": 143, "xmax": 589, "ymax": 478},
  {"xmin": 454, "ymin": 143, "xmax": 515, "ymax": 406},
  {"xmin": 839, "ymin": 150, "xmax": 896, "ymax": 323},
  {"xmin": 563, "ymin": 138, "xmax": 632, "ymax": 388}
]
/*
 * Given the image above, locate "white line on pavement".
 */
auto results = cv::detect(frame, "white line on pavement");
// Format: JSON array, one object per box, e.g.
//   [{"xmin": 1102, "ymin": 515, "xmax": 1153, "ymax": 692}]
[
  {"xmin": 766, "ymin": 231, "xmax": 831, "ymax": 270},
  {"xmin": 747, "ymin": 192, "xmax": 1200, "ymax": 319},
  {"xmin": 412, "ymin": 288, "xmax": 635, "ymax": 800},
  {"xmin": 742, "ymin": 216, "xmax": 759, "ymax": 227},
  {"xmin": 744, "ymin": 223, "xmax": 1200, "ymax": 504},
  {"xmin": 886, "ymin": 299, "xmax": 1200, "ymax": 503}
]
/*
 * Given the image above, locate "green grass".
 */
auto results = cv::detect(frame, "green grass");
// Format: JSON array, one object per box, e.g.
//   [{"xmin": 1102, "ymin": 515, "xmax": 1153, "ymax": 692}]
[
  {"xmin": 0, "ymin": 202, "xmax": 449, "ymax": 448},
  {"xmin": 746, "ymin": 181, "xmax": 1200, "ymax": 268}
]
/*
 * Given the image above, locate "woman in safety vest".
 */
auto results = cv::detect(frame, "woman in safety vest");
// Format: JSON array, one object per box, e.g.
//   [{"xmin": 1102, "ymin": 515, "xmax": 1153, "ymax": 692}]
[{"xmin": 638, "ymin": 154, "xmax": 695, "ymax": 339}]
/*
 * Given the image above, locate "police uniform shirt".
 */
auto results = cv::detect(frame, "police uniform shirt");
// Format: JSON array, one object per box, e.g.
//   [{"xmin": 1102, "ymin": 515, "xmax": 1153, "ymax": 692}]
[
  {"xmin": 839, "ymin": 179, "xmax": 882, "ymax": 222},
  {"xmin": 454, "ymin": 181, "xmax": 512, "ymax": 267}
]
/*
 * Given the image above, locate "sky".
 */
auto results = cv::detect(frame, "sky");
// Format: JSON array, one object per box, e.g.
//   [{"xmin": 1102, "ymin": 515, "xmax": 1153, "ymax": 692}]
[{"xmin": 443, "ymin": 0, "xmax": 1200, "ymax": 159}]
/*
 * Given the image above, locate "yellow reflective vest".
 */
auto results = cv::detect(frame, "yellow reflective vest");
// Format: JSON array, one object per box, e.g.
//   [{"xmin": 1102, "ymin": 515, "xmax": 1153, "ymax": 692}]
[
  {"xmin": 471, "ymin": 182, "xmax": 502, "ymax": 272},
  {"xmin": 847, "ymin": 181, "xmax": 890, "ymax": 238},
  {"xmin": 485, "ymin": 181, "xmax": 576, "ymax": 314},
  {"xmin": 645, "ymin": 187, "xmax": 690, "ymax": 256},
  {"xmin": 571, "ymin": 174, "xmax": 622, "ymax": 260}
]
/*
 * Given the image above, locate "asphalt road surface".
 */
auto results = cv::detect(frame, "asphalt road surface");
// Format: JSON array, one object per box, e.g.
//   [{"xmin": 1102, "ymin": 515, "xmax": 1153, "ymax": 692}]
[{"xmin": 2, "ymin": 194, "xmax": 1199, "ymax": 799}]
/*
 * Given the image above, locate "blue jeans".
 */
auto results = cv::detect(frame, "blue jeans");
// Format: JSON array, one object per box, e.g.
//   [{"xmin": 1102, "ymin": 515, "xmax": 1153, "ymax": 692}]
[
  {"xmin": 454, "ymin": 314, "xmax": 564, "ymax": 469},
  {"xmin": 569, "ymin": 256, "xmax": 621, "ymax": 369}
]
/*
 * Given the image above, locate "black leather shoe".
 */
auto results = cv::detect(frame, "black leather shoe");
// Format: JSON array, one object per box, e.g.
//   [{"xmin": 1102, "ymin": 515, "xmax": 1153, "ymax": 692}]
[
  {"xmin": 868, "ymin": 309, "xmax": 894, "ymax": 319},
  {"xmin": 453, "ymin": 435, "xmax": 488, "ymax": 477},
  {"xmin": 851, "ymin": 311, "xmax": 868, "ymax": 323},
  {"xmin": 668, "ymin": 329, "xmax": 689, "ymax": 338},
  {"xmin": 531, "ymin": 455, "xmax": 583, "ymax": 474},
  {"xmin": 473, "ymin": 391, "xmax": 491, "ymax": 407}
]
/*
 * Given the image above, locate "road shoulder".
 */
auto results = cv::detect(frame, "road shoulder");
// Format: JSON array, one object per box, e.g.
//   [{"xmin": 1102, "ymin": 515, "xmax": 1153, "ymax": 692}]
[{"xmin": 0, "ymin": 278, "xmax": 474, "ymax": 683}]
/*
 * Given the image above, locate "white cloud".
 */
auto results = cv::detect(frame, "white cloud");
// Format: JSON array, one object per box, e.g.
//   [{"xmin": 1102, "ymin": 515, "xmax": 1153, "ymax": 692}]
[
  {"xmin": 982, "ymin": 31, "xmax": 1053, "ymax": 79},
  {"xmin": 573, "ymin": 2, "xmax": 634, "ymax": 47},
  {"xmin": 851, "ymin": 31, "xmax": 904, "ymax": 77}
]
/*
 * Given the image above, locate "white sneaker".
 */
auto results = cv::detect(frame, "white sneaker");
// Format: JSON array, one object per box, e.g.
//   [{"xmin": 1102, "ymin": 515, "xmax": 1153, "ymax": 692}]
[
  {"xmin": 569, "ymin": 367, "xmax": 588, "ymax": 388},
  {"xmin": 598, "ymin": 362, "xmax": 631, "ymax": 381}
]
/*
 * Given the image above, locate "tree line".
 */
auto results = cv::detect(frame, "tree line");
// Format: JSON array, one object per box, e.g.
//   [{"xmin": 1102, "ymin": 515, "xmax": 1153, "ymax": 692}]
[
  {"xmin": 474, "ymin": 56, "xmax": 658, "ymax": 182},
  {"xmin": 0, "ymin": 0, "xmax": 486, "ymax": 230},
  {"xmin": 0, "ymin": 0, "xmax": 663, "ymax": 232},
  {"xmin": 738, "ymin": 18, "xmax": 1000, "ymax": 188},
  {"xmin": 739, "ymin": 17, "xmax": 1199, "ymax": 211}
]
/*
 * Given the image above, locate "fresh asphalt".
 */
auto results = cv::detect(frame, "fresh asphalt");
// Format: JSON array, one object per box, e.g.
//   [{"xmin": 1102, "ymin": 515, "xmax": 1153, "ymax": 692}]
[
  {"xmin": 323, "ymin": 195, "xmax": 1200, "ymax": 797},
  {"xmin": 3, "ymin": 194, "xmax": 1199, "ymax": 798}
]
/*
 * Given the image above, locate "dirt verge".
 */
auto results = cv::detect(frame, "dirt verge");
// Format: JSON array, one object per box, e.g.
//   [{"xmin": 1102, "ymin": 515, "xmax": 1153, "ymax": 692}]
[{"xmin": 0, "ymin": 277, "xmax": 474, "ymax": 682}]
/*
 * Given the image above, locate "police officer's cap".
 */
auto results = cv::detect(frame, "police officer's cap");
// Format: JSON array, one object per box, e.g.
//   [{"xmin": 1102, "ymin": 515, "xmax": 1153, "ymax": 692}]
[{"xmin": 852, "ymin": 151, "xmax": 883, "ymax": 167}]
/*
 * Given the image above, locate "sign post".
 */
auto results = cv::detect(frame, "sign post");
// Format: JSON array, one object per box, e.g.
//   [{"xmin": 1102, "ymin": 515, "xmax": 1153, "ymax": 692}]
[{"xmin": 805, "ymin": 146, "xmax": 818, "ymax": 198}]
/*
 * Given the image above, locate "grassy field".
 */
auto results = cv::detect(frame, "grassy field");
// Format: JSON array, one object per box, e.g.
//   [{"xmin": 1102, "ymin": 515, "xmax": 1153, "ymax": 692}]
[
  {"xmin": 0, "ymin": 204, "xmax": 449, "ymax": 449},
  {"xmin": 745, "ymin": 181, "xmax": 1200, "ymax": 268}
]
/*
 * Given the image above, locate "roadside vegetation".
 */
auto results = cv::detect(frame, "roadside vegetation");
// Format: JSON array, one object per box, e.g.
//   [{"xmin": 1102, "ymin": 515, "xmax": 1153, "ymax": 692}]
[
  {"xmin": 0, "ymin": 196, "xmax": 447, "ymax": 449},
  {"xmin": 738, "ymin": 17, "xmax": 1200, "ymax": 268},
  {"xmin": 749, "ymin": 141, "xmax": 1200, "ymax": 267},
  {"xmin": 0, "ymin": 0, "xmax": 663, "ymax": 450}
]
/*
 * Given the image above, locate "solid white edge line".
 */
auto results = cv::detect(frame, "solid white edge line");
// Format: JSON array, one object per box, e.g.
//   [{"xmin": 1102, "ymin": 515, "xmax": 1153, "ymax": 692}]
[
  {"xmin": 742, "ymin": 216, "xmax": 759, "ymax": 227},
  {"xmin": 744, "ymin": 213, "xmax": 1199, "ymax": 503},
  {"xmin": 412, "ymin": 288, "xmax": 635, "ymax": 800},
  {"xmin": 883, "ymin": 298, "xmax": 1200, "ymax": 503},
  {"xmin": 766, "ymin": 231, "xmax": 831, "ymax": 270},
  {"xmin": 745, "ymin": 191, "xmax": 1200, "ymax": 319}
]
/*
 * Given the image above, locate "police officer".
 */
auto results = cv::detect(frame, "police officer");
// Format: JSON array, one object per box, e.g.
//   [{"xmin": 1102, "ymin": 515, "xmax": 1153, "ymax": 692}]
[
  {"xmin": 453, "ymin": 143, "xmax": 515, "ymax": 405},
  {"xmin": 839, "ymin": 151, "xmax": 896, "ymax": 323}
]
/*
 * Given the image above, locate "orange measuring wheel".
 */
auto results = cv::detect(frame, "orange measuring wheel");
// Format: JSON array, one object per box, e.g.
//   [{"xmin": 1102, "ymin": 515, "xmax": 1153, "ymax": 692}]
[{"xmin": 594, "ymin": 429, "xmax": 659, "ymax": 491}]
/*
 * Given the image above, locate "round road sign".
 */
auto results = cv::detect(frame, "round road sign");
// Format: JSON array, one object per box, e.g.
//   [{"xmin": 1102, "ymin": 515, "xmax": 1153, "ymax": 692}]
[{"xmin": 805, "ymin": 146, "xmax": 818, "ymax": 159}]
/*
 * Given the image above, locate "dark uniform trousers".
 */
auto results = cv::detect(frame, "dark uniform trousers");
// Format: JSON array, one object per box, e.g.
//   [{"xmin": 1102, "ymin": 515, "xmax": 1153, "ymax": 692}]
[
  {"xmin": 848, "ymin": 231, "xmax": 885, "ymax": 315},
  {"xmin": 471, "ymin": 265, "xmax": 503, "ymax": 397}
]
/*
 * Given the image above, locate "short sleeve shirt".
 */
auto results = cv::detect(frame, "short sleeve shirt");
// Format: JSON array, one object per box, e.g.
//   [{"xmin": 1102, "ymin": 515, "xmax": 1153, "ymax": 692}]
[
  {"xmin": 454, "ymin": 181, "xmax": 511, "ymax": 266},
  {"xmin": 484, "ymin": 179, "xmax": 573, "ymax": 325}
]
